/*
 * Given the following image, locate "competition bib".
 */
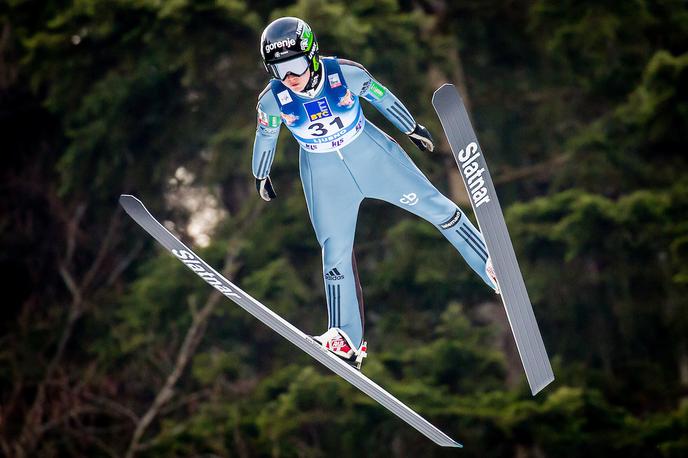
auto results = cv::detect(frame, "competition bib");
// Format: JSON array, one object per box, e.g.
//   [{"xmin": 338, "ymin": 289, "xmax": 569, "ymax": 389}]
[{"xmin": 271, "ymin": 58, "xmax": 365, "ymax": 152}]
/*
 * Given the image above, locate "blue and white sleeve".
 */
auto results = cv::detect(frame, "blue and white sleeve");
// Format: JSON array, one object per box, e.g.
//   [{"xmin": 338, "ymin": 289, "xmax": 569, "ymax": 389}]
[
  {"xmin": 339, "ymin": 59, "xmax": 417, "ymax": 134},
  {"xmin": 252, "ymin": 86, "xmax": 282, "ymax": 179}
]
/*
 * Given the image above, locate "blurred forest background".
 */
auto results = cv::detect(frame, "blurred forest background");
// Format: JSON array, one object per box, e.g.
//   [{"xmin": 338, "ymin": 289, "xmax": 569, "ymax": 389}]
[{"xmin": 1, "ymin": 0, "xmax": 687, "ymax": 456}]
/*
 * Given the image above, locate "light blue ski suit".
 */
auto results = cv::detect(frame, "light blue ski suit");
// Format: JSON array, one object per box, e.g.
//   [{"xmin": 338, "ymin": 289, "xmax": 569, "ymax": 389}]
[{"xmin": 252, "ymin": 57, "xmax": 493, "ymax": 347}]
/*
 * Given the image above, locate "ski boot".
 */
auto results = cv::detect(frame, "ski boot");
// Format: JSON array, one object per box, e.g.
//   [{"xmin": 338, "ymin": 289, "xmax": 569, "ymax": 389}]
[
  {"xmin": 313, "ymin": 327, "xmax": 368, "ymax": 370},
  {"xmin": 486, "ymin": 258, "xmax": 500, "ymax": 294}
]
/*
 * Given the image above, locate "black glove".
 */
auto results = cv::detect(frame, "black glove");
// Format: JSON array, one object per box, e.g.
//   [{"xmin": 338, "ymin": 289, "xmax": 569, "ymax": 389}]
[
  {"xmin": 255, "ymin": 176, "xmax": 277, "ymax": 201},
  {"xmin": 407, "ymin": 123, "xmax": 434, "ymax": 152}
]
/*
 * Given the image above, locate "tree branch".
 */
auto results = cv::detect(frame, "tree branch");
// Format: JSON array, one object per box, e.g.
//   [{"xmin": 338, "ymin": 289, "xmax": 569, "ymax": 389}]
[
  {"xmin": 158, "ymin": 388, "xmax": 213, "ymax": 417},
  {"xmin": 13, "ymin": 204, "xmax": 125, "ymax": 457},
  {"xmin": 81, "ymin": 209, "xmax": 121, "ymax": 291},
  {"xmin": 106, "ymin": 239, "xmax": 144, "ymax": 286},
  {"xmin": 82, "ymin": 392, "xmax": 140, "ymax": 425}
]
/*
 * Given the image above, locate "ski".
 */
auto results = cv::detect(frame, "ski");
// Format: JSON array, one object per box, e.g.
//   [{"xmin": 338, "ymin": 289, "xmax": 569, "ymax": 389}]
[
  {"xmin": 432, "ymin": 84, "xmax": 554, "ymax": 395},
  {"xmin": 119, "ymin": 194, "xmax": 462, "ymax": 448}
]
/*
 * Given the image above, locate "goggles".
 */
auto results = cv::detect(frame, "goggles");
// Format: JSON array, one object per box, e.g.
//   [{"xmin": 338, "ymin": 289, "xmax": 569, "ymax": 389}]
[{"xmin": 268, "ymin": 56, "xmax": 309, "ymax": 80}]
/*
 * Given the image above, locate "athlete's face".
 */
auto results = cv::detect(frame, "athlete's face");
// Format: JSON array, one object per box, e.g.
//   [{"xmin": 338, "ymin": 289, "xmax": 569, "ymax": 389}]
[{"xmin": 284, "ymin": 69, "xmax": 310, "ymax": 92}]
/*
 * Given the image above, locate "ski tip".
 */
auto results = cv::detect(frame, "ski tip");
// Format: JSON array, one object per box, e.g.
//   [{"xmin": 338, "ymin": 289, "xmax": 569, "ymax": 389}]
[
  {"xmin": 433, "ymin": 83, "xmax": 455, "ymax": 93},
  {"xmin": 431, "ymin": 84, "xmax": 466, "ymax": 111},
  {"xmin": 119, "ymin": 194, "xmax": 139, "ymax": 204},
  {"xmin": 119, "ymin": 194, "xmax": 145, "ymax": 213},
  {"xmin": 432, "ymin": 83, "xmax": 457, "ymax": 101}
]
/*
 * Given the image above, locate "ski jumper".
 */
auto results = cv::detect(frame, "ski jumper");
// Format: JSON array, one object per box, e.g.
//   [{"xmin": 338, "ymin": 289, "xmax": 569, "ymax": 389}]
[{"xmin": 252, "ymin": 57, "xmax": 494, "ymax": 347}]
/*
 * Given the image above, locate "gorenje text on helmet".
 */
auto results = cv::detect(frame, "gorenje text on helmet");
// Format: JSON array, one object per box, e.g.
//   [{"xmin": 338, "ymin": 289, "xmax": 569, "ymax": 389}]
[{"xmin": 265, "ymin": 38, "xmax": 296, "ymax": 53}]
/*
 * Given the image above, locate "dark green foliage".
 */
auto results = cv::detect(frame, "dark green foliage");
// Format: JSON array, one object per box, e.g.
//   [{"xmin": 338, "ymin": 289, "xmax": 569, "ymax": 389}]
[{"xmin": 1, "ymin": 0, "xmax": 687, "ymax": 456}]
